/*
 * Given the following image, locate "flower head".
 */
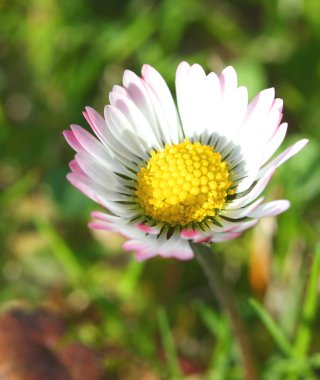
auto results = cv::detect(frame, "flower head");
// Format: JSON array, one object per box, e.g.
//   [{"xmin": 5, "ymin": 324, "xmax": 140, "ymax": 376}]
[{"xmin": 64, "ymin": 62, "xmax": 307, "ymax": 260}]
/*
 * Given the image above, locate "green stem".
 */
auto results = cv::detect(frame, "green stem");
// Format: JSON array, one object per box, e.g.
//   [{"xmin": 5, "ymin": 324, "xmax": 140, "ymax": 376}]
[{"xmin": 192, "ymin": 243, "xmax": 259, "ymax": 380}]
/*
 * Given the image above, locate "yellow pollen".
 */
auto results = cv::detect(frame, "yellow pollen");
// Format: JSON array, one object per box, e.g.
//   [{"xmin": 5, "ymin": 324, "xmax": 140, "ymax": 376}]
[{"xmin": 135, "ymin": 139, "xmax": 232, "ymax": 226}]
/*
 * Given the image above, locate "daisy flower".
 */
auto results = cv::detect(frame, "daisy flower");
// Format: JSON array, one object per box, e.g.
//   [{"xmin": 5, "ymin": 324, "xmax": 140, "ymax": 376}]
[{"xmin": 64, "ymin": 62, "xmax": 307, "ymax": 261}]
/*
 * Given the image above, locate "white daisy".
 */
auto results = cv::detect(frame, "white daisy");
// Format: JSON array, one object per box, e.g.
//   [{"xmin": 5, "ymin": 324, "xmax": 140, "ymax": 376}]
[{"xmin": 64, "ymin": 62, "xmax": 308, "ymax": 261}]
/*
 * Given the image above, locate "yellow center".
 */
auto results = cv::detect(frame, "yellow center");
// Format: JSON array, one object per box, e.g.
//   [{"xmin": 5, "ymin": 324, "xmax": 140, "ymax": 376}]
[{"xmin": 135, "ymin": 139, "xmax": 233, "ymax": 226}]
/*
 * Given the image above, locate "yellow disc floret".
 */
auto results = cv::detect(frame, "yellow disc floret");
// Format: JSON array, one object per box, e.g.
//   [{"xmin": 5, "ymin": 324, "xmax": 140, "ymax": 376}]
[{"xmin": 135, "ymin": 139, "xmax": 232, "ymax": 226}]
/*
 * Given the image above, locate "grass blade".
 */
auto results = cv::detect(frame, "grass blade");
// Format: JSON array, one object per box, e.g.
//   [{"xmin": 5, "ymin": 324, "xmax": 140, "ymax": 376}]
[
  {"xmin": 294, "ymin": 243, "xmax": 320, "ymax": 356},
  {"xmin": 197, "ymin": 303, "xmax": 232, "ymax": 380},
  {"xmin": 249, "ymin": 299, "xmax": 293, "ymax": 357},
  {"xmin": 34, "ymin": 217, "xmax": 83, "ymax": 285},
  {"xmin": 157, "ymin": 306, "xmax": 182, "ymax": 378}
]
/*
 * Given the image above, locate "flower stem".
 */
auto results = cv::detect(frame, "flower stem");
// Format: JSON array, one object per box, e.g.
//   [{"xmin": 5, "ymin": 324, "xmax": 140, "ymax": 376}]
[{"xmin": 192, "ymin": 243, "xmax": 259, "ymax": 380}]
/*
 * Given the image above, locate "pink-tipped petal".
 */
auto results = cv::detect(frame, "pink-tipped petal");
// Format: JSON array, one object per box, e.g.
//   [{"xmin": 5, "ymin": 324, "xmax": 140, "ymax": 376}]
[
  {"xmin": 83, "ymin": 107, "xmax": 108, "ymax": 145},
  {"xmin": 67, "ymin": 173, "xmax": 98, "ymax": 203},
  {"xmin": 70, "ymin": 124, "xmax": 126, "ymax": 174},
  {"xmin": 136, "ymin": 223, "xmax": 159, "ymax": 235},
  {"xmin": 180, "ymin": 229, "xmax": 199, "ymax": 239},
  {"xmin": 123, "ymin": 240, "xmax": 144, "ymax": 252},
  {"xmin": 88, "ymin": 221, "xmax": 115, "ymax": 232},
  {"xmin": 69, "ymin": 159, "xmax": 85, "ymax": 176},
  {"xmin": 135, "ymin": 249, "xmax": 159, "ymax": 261},
  {"xmin": 192, "ymin": 232, "xmax": 214, "ymax": 244},
  {"xmin": 63, "ymin": 130, "xmax": 82, "ymax": 152}
]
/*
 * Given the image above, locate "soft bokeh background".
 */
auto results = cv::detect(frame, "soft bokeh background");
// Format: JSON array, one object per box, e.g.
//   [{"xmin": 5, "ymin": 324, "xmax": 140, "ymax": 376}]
[{"xmin": 1, "ymin": 0, "xmax": 320, "ymax": 379}]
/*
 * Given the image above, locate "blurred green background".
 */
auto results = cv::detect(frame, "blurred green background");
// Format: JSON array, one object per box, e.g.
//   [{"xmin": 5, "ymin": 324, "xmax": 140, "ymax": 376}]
[{"xmin": 1, "ymin": 0, "xmax": 320, "ymax": 379}]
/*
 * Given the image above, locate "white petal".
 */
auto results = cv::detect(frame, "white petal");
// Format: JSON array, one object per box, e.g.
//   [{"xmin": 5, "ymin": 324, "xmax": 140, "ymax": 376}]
[
  {"xmin": 175, "ymin": 63, "xmax": 248, "ymax": 148},
  {"xmin": 248, "ymin": 200, "xmax": 290, "ymax": 218},
  {"xmin": 220, "ymin": 197, "xmax": 264, "ymax": 219},
  {"xmin": 70, "ymin": 125, "xmax": 133, "ymax": 175},
  {"xmin": 111, "ymin": 84, "xmax": 127, "ymax": 97},
  {"xmin": 142, "ymin": 64, "xmax": 182, "ymax": 144},
  {"xmin": 67, "ymin": 172, "xmax": 137, "ymax": 219},
  {"xmin": 231, "ymin": 89, "xmax": 279, "ymax": 147},
  {"xmin": 122, "ymin": 70, "xmax": 163, "ymax": 144},
  {"xmin": 180, "ymin": 228, "xmax": 242, "ymax": 244},
  {"xmin": 244, "ymin": 88, "xmax": 276, "ymax": 122},
  {"xmin": 215, "ymin": 218, "xmax": 259, "ymax": 233},
  {"xmin": 84, "ymin": 107, "xmax": 141, "ymax": 170},
  {"xmin": 175, "ymin": 62, "xmax": 207, "ymax": 139},
  {"xmin": 214, "ymin": 85, "xmax": 248, "ymax": 152},
  {"xmin": 122, "ymin": 229, "xmax": 194, "ymax": 261},
  {"xmin": 214, "ymin": 66, "xmax": 248, "ymax": 148},
  {"xmin": 209, "ymin": 231, "xmax": 242, "ymax": 242},
  {"xmin": 91, "ymin": 211, "xmax": 123, "ymax": 225},
  {"xmin": 124, "ymin": 237, "xmax": 159, "ymax": 261},
  {"xmin": 158, "ymin": 234, "xmax": 194, "ymax": 260},
  {"xmin": 94, "ymin": 193, "xmax": 138, "ymax": 218},
  {"xmin": 259, "ymin": 139, "xmax": 308, "ymax": 179},
  {"xmin": 109, "ymin": 90, "xmax": 161, "ymax": 150},
  {"xmin": 219, "ymin": 66, "xmax": 238, "ymax": 97},
  {"xmin": 75, "ymin": 152, "xmax": 121, "ymax": 190},
  {"xmin": 67, "ymin": 127, "xmax": 125, "ymax": 173},
  {"xmin": 230, "ymin": 167, "xmax": 276, "ymax": 208},
  {"xmin": 104, "ymin": 105, "xmax": 149, "ymax": 161},
  {"xmin": 261, "ymin": 123, "xmax": 288, "ymax": 166},
  {"xmin": 229, "ymin": 93, "xmax": 283, "ymax": 190}
]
